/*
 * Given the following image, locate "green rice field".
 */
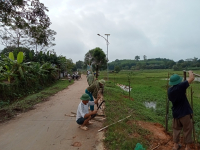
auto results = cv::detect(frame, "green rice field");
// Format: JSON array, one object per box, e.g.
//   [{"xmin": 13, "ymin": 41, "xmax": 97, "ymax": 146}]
[{"xmin": 100, "ymin": 69, "xmax": 200, "ymax": 149}]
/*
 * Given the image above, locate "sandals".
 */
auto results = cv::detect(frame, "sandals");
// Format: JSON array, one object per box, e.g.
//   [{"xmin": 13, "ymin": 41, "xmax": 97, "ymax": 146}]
[
  {"xmin": 88, "ymin": 121, "xmax": 94, "ymax": 125},
  {"xmin": 79, "ymin": 126, "xmax": 88, "ymax": 131}
]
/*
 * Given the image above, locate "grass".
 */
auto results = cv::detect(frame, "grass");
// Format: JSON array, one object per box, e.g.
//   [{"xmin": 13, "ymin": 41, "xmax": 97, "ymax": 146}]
[
  {"xmin": 0, "ymin": 79, "xmax": 74, "ymax": 123},
  {"xmin": 100, "ymin": 69, "xmax": 200, "ymax": 149}
]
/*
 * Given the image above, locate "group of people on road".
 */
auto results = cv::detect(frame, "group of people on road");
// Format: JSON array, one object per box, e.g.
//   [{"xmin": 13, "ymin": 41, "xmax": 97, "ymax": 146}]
[
  {"xmin": 76, "ymin": 70, "xmax": 105, "ymax": 131},
  {"xmin": 67, "ymin": 71, "xmax": 81, "ymax": 81},
  {"xmin": 75, "ymin": 69, "xmax": 196, "ymax": 149}
]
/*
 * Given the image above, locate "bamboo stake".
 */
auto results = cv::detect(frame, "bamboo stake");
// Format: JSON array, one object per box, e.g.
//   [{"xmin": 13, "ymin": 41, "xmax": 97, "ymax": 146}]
[
  {"xmin": 151, "ymin": 144, "xmax": 160, "ymax": 150},
  {"xmin": 193, "ymin": 73, "xmax": 200, "ymax": 77},
  {"xmin": 183, "ymin": 70, "xmax": 200, "ymax": 77},
  {"xmin": 71, "ymin": 112, "xmax": 105, "ymax": 117},
  {"xmin": 183, "ymin": 70, "xmax": 187, "ymax": 143},
  {"xmin": 165, "ymin": 72, "xmax": 169, "ymax": 131},
  {"xmin": 98, "ymin": 115, "xmax": 131, "ymax": 132},
  {"xmin": 183, "ymin": 70, "xmax": 187, "ymax": 81},
  {"xmin": 183, "ymin": 71, "xmax": 196, "ymax": 144},
  {"xmin": 191, "ymin": 87, "xmax": 196, "ymax": 144},
  {"xmin": 92, "ymin": 118, "xmax": 105, "ymax": 122},
  {"xmin": 129, "ymin": 79, "xmax": 130, "ymax": 100}
]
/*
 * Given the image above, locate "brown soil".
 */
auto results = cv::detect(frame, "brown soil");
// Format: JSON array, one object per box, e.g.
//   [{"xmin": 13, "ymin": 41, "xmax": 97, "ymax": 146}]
[{"xmin": 133, "ymin": 121, "xmax": 199, "ymax": 150}]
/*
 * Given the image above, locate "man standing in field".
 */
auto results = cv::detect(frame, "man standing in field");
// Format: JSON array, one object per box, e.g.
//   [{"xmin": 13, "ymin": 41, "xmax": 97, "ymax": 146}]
[
  {"xmin": 168, "ymin": 71, "xmax": 195, "ymax": 150},
  {"xmin": 76, "ymin": 93, "xmax": 98, "ymax": 131}
]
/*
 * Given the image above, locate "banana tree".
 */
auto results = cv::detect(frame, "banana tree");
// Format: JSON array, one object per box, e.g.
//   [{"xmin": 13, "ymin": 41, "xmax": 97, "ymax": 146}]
[
  {"xmin": 26, "ymin": 62, "xmax": 49, "ymax": 85},
  {"xmin": 1, "ymin": 52, "xmax": 30, "ymax": 83},
  {"xmin": 41, "ymin": 62, "xmax": 59, "ymax": 78},
  {"xmin": 0, "ymin": 53, "xmax": 16, "ymax": 83}
]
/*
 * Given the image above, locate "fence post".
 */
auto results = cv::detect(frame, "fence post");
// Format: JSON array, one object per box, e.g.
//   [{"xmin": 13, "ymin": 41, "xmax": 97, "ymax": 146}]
[
  {"xmin": 165, "ymin": 72, "xmax": 169, "ymax": 131},
  {"xmin": 191, "ymin": 87, "xmax": 196, "ymax": 144},
  {"xmin": 183, "ymin": 70, "xmax": 186, "ymax": 81},
  {"xmin": 129, "ymin": 79, "xmax": 130, "ymax": 100}
]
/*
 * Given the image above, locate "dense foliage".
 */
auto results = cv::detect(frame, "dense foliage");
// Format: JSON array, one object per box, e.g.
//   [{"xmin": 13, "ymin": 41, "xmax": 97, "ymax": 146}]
[
  {"xmin": 109, "ymin": 58, "xmax": 176, "ymax": 70},
  {"xmin": 173, "ymin": 57, "xmax": 200, "ymax": 71},
  {"xmin": 109, "ymin": 57, "xmax": 200, "ymax": 71},
  {"xmin": 0, "ymin": 48, "xmax": 76, "ymax": 106}
]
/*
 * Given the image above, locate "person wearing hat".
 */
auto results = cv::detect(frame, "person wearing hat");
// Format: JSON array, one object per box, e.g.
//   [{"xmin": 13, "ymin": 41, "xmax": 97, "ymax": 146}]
[
  {"xmin": 76, "ymin": 93, "xmax": 98, "ymax": 131},
  {"xmin": 168, "ymin": 71, "xmax": 195, "ymax": 150},
  {"xmin": 87, "ymin": 73, "xmax": 95, "ymax": 86},
  {"xmin": 85, "ymin": 79, "xmax": 105, "ymax": 111}
]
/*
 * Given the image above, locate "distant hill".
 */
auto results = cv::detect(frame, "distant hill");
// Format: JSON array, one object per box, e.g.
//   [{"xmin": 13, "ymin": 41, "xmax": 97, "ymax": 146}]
[{"xmin": 108, "ymin": 58, "xmax": 200, "ymax": 70}]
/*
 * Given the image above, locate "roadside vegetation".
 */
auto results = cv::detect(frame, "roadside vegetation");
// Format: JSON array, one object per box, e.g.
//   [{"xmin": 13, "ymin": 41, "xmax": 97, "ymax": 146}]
[
  {"xmin": 0, "ymin": 48, "xmax": 76, "ymax": 123},
  {"xmin": 101, "ymin": 69, "xmax": 200, "ymax": 149},
  {"xmin": 0, "ymin": 79, "xmax": 73, "ymax": 123},
  {"xmin": 109, "ymin": 57, "xmax": 200, "ymax": 71}
]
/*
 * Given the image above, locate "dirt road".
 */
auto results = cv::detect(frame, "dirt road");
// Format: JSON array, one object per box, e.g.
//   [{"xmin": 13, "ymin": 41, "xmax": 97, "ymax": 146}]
[{"xmin": 0, "ymin": 75, "xmax": 104, "ymax": 150}]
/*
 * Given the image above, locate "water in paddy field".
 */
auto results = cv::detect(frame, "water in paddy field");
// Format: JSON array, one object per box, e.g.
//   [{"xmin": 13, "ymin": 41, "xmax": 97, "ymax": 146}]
[
  {"xmin": 144, "ymin": 102, "xmax": 156, "ymax": 109},
  {"xmin": 116, "ymin": 84, "xmax": 132, "ymax": 92}
]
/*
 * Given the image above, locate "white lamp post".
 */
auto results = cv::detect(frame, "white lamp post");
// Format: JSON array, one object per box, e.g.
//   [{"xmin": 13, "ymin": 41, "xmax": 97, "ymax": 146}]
[{"xmin": 97, "ymin": 34, "xmax": 110, "ymax": 80}]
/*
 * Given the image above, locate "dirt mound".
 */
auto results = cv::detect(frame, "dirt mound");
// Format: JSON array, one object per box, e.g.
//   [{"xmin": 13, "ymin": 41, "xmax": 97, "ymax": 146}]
[{"xmin": 135, "ymin": 121, "xmax": 198, "ymax": 150}]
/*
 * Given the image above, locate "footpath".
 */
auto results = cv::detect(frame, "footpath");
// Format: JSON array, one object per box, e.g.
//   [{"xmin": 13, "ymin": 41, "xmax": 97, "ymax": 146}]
[{"xmin": 0, "ymin": 75, "xmax": 104, "ymax": 150}]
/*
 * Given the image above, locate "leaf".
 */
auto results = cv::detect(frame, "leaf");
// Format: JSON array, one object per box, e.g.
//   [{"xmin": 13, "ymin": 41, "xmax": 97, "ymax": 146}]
[
  {"xmin": 5, "ymin": 65, "xmax": 9, "ymax": 70},
  {"xmin": 29, "ymin": 52, "xmax": 33, "ymax": 60},
  {"xmin": 0, "ymin": 66, "xmax": 4, "ymax": 72},
  {"xmin": 9, "ymin": 52, "xmax": 14, "ymax": 60},
  {"xmin": 18, "ymin": 66, "xmax": 24, "ymax": 78},
  {"xmin": 17, "ymin": 52, "xmax": 24, "ymax": 64}
]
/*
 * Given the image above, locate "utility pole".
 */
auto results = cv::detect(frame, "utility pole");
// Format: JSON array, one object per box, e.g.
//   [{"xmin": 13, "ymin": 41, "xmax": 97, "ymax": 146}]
[
  {"xmin": 105, "ymin": 34, "xmax": 110, "ymax": 80},
  {"xmin": 97, "ymin": 34, "xmax": 110, "ymax": 81}
]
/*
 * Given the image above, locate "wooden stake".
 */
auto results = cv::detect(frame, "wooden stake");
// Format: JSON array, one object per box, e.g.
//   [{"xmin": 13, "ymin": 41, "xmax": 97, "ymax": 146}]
[
  {"xmin": 151, "ymin": 144, "xmax": 160, "ymax": 150},
  {"xmin": 191, "ymin": 87, "xmax": 196, "ymax": 144},
  {"xmin": 165, "ymin": 72, "xmax": 169, "ymax": 131},
  {"xmin": 98, "ymin": 115, "xmax": 131, "ymax": 132}
]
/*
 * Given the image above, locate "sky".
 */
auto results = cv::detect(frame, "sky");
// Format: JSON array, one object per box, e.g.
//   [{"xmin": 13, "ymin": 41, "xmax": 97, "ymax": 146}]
[{"xmin": 2, "ymin": 0, "xmax": 200, "ymax": 63}]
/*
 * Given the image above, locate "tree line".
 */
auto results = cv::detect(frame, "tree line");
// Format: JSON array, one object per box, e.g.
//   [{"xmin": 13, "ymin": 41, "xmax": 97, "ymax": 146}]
[{"xmin": 109, "ymin": 57, "xmax": 200, "ymax": 72}]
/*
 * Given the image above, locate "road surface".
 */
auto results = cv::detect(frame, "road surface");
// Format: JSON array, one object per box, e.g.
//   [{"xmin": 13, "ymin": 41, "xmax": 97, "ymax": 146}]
[{"xmin": 0, "ymin": 75, "xmax": 104, "ymax": 150}]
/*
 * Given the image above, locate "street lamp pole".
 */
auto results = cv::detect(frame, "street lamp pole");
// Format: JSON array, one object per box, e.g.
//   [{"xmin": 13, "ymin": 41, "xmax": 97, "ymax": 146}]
[
  {"xmin": 105, "ymin": 34, "xmax": 110, "ymax": 80},
  {"xmin": 97, "ymin": 34, "xmax": 110, "ymax": 81}
]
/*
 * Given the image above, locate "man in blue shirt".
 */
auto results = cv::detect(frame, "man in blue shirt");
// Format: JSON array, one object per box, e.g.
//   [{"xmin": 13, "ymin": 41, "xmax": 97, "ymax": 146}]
[{"xmin": 168, "ymin": 71, "xmax": 194, "ymax": 150}]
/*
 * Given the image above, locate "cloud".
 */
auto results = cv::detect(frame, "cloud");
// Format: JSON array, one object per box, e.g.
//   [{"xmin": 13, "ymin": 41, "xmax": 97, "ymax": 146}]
[{"xmin": 1, "ymin": 0, "xmax": 200, "ymax": 63}]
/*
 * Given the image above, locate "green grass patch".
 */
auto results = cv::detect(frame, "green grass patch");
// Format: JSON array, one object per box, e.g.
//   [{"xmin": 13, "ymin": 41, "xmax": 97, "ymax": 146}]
[{"xmin": 100, "ymin": 69, "xmax": 200, "ymax": 149}]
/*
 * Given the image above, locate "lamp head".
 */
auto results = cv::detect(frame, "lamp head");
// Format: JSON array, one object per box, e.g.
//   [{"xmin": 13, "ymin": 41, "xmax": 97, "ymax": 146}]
[{"xmin": 97, "ymin": 34, "xmax": 100, "ymax": 36}]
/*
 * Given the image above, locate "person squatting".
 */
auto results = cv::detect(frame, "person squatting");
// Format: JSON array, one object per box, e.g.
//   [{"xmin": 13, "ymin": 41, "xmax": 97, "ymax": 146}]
[{"xmin": 76, "ymin": 79, "xmax": 105, "ymax": 131}]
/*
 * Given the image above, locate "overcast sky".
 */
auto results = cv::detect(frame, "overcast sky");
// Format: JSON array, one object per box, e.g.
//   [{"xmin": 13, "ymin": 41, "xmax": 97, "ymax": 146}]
[{"xmin": 3, "ymin": 0, "xmax": 200, "ymax": 63}]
